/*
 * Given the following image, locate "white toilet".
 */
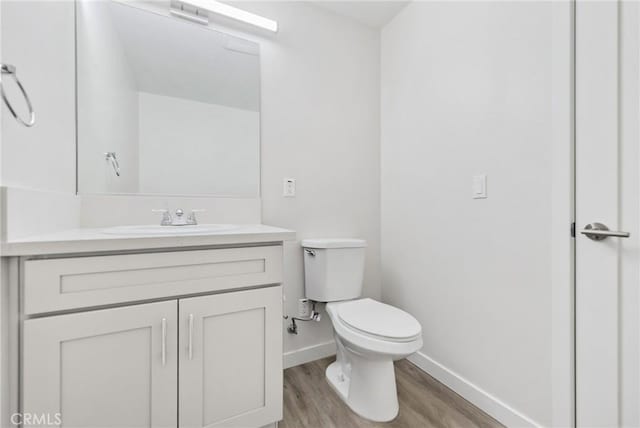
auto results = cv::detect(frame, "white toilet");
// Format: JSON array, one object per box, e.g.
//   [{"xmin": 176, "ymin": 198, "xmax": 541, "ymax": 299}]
[{"xmin": 302, "ymin": 238, "xmax": 423, "ymax": 422}]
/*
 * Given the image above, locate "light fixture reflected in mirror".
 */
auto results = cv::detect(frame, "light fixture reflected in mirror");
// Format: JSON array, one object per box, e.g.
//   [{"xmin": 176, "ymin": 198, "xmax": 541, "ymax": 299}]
[{"xmin": 171, "ymin": 0, "xmax": 278, "ymax": 32}]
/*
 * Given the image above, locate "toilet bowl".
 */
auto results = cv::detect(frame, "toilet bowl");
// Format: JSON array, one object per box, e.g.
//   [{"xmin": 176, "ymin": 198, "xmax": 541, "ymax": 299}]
[
  {"xmin": 302, "ymin": 237, "xmax": 423, "ymax": 422},
  {"xmin": 325, "ymin": 298, "xmax": 422, "ymax": 422}
]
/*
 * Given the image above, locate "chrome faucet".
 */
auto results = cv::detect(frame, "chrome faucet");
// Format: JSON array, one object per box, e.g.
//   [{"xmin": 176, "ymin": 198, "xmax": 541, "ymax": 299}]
[
  {"xmin": 173, "ymin": 208, "xmax": 187, "ymax": 225},
  {"xmin": 152, "ymin": 208, "xmax": 205, "ymax": 226}
]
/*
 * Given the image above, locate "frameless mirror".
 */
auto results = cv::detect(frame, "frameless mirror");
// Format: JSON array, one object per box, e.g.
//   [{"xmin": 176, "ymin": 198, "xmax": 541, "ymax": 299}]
[{"xmin": 76, "ymin": 0, "xmax": 260, "ymax": 196}]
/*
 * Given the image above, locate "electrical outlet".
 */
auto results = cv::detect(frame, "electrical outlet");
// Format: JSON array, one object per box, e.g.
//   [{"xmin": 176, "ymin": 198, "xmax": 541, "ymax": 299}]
[
  {"xmin": 283, "ymin": 178, "xmax": 296, "ymax": 197},
  {"xmin": 298, "ymin": 298, "xmax": 311, "ymax": 317}
]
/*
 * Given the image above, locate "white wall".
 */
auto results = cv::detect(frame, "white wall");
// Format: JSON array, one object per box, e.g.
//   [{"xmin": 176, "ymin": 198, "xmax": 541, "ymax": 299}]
[
  {"xmin": 77, "ymin": 0, "xmax": 140, "ymax": 194},
  {"xmin": 0, "ymin": 1, "xmax": 81, "ymax": 240},
  {"xmin": 234, "ymin": 2, "xmax": 381, "ymax": 360},
  {"xmin": 137, "ymin": 92, "xmax": 259, "ymax": 196},
  {"xmin": 1, "ymin": 1, "xmax": 75, "ymax": 194},
  {"xmin": 381, "ymin": 2, "xmax": 552, "ymax": 426}
]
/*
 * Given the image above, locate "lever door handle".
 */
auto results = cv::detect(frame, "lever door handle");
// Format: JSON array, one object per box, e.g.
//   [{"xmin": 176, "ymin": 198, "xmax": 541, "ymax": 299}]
[{"xmin": 580, "ymin": 222, "xmax": 630, "ymax": 241}]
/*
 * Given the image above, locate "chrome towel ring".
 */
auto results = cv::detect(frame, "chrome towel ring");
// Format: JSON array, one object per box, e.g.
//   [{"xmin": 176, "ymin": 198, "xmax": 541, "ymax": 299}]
[
  {"xmin": 1, "ymin": 64, "xmax": 35, "ymax": 127},
  {"xmin": 105, "ymin": 152, "xmax": 121, "ymax": 177}
]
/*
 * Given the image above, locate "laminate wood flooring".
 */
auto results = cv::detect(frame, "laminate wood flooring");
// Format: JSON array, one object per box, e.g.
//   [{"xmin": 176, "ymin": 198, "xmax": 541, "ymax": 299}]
[{"xmin": 281, "ymin": 357, "xmax": 504, "ymax": 428}]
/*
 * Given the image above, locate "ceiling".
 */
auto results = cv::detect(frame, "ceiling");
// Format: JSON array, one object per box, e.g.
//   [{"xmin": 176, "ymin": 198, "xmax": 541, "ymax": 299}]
[{"xmin": 312, "ymin": 1, "xmax": 409, "ymax": 29}]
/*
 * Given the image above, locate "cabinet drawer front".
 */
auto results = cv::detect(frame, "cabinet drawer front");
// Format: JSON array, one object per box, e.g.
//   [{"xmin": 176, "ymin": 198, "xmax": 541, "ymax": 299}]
[{"xmin": 24, "ymin": 246, "xmax": 283, "ymax": 314}]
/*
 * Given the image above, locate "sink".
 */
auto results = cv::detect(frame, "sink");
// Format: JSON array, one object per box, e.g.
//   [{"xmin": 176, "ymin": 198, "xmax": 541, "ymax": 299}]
[{"xmin": 103, "ymin": 224, "xmax": 239, "ymax": 236}]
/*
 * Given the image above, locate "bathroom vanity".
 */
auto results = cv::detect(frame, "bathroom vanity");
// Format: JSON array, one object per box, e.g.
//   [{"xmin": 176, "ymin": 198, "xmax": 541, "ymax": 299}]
[{"xmin": 2, "ymin": 225, "xmax": 294, "ymax": 428}]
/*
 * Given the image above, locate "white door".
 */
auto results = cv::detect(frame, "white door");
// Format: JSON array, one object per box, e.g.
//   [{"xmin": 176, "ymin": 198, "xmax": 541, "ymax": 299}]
[
  {"xmin": 22, "ymin": 301, "xmax": 178, "ymax": 428},
  {"xmin": 575, "ymin": 1, "xmax": 640, "ymax": 426},
  {"xmin": 178, "ymin": 286, "xmax": 283, "ymax": 428}
]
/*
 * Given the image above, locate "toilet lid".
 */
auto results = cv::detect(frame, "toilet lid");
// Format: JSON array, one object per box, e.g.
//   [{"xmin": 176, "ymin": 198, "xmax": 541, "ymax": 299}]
[{"xmin": 337, "ymin": 298, "xmax": 421, "ymax": 340}]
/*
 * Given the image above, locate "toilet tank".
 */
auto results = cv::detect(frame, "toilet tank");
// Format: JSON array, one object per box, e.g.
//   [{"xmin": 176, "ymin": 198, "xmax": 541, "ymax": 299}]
[{"xmin": 301, "ymin": 238, "xmax": 367, "ymax": 302}]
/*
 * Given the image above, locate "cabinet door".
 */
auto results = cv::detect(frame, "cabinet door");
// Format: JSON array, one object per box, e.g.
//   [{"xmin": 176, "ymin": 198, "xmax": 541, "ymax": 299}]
[
  {"xmin": 23, "ymin": 301, "xmax": 178, "ymax": 428},
  {"xmin": 179, "ymin": 286, "xmax": 283, "ymax": 428}
]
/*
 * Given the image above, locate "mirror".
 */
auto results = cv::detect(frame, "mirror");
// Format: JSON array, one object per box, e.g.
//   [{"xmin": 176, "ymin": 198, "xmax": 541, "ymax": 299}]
[{"xmin": 76, "ymin": 0, "xmax": 261, "ymax": 197}]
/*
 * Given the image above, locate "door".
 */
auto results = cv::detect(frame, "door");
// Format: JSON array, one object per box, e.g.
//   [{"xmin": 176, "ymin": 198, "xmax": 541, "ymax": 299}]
[
  {"xmin": 179, "ymin": 286, "xmax": 283, "ymax": 428},
  {"xmin": 575, "ymin": 1, "xmax": 640, "ymax": 426},
  {"xmin": 22, "ymin": 301, "xmax": 178, "ymax": 428}
]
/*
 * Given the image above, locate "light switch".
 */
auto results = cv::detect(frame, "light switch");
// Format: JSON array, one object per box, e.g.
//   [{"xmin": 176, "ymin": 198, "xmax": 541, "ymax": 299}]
[
  {"xmin": 283, "ymin": 178, "xmax": 296, "ymax": 197},
  {"xmin": 472, "ymin": 175, "xmax": 487, "ymax": 199}
]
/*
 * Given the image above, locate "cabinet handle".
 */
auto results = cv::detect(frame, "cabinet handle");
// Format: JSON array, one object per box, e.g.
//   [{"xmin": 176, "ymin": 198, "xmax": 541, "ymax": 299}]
[
  {"xmin": 188, "ymin": 314, "xmax": 194, "ymax": 360},
  {"xmin": 161, "ymin": 318, "xmax": 167, "ymax": 366}
]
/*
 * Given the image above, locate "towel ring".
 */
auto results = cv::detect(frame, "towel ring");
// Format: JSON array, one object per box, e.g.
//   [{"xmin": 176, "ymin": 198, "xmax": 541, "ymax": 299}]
[{"xmin": 1, "ymin": 64, "xmax": 36, "ymax": 127}]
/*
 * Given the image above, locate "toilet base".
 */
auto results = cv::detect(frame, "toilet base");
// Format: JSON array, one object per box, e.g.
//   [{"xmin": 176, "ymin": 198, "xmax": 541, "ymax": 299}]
[
  {"xmin": 326, "ymin": 354, "xmax": 399, "ymax": 422},
  {"xmin": 326, "ymin": 361, "xmax": 350, "ymax": 400}
]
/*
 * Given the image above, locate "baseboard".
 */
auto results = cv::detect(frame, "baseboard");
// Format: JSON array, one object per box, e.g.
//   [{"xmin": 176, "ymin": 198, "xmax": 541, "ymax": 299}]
[
  {"xmin": 283, "ymin": 341, "xmax": 336, "ymax": 369},
  {"xmin": 407, "ymin": 352, "xmax": 542, "ymax": 428}
]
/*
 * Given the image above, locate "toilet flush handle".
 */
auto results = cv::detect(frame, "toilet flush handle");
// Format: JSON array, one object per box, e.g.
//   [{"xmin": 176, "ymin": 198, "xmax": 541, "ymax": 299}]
[{"xmin": 304, "ymin": 249, "xmax": 316, "ymax": 256}]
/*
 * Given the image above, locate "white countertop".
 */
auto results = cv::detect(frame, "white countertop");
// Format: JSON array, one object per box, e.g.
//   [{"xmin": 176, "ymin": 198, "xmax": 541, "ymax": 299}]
[{"xmin": 1, "ymin": 224, "xmax": 296, "ymax": 256}]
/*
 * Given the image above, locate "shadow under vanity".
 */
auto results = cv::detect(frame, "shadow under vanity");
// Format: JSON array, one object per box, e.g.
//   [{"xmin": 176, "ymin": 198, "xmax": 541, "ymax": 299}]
[{"xmin": 0, "ymin": 1, "xmax": 290, "ymax": 427}]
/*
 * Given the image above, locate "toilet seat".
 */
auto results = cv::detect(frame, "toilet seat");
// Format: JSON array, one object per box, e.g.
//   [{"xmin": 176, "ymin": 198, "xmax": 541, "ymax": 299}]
[
  {"xmin": 337, "ymin": 298, "xmax": 421, "ymax": 342},
  {"xmin": 326, "ymin": 299, "xmax": 423, "ymax": 358}
]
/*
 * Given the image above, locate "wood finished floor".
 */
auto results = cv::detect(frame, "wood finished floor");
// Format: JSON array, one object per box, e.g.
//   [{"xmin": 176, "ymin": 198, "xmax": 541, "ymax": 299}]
[{"xmin": 281, "ymin": 357, "xmax": 504, "ymax": 428}]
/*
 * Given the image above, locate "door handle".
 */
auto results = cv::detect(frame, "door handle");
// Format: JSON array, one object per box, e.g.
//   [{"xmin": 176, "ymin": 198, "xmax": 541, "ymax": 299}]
[
  {"xmin": 161, "ymin": 318, "xmax": 167, "ymax": 366},
  {"xmin": 188, "ymin": 314, "xmax": 194, "ymax": 360},
  {"xmin": 580, "ymin": 222, "xmax": 631, "ymax": 241}
]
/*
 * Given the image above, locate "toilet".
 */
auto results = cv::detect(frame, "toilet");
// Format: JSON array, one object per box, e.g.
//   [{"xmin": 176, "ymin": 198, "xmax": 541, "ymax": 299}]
[{"xmin": 302, "ymin": 238, "xmax": 423, "ymax": 422}]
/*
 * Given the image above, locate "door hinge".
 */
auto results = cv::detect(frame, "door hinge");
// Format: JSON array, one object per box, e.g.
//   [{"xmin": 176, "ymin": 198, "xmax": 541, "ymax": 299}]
[{"xmin": 571, "ymin": 222, "xmax": 576, "ymax": 238}]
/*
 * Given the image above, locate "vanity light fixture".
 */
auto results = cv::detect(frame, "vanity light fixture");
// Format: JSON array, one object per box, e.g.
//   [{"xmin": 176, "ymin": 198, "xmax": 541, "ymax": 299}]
[{"xmin": 175, "ymin": 0, "xmax": 278, "ymax": 32}]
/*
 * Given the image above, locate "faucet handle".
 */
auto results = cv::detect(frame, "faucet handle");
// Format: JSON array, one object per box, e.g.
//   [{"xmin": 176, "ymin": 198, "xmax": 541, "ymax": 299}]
[
  {"xmin": 187, "ymin": 209, "xmax": 206, "ymax": 225},
  {"xmin": 152, "ymin": 209, "xmax": 172, "ymax": 226}
]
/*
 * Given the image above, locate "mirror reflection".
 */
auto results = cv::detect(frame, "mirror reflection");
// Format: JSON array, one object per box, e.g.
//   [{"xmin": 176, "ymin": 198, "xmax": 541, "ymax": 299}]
[{"xmin": 76, "ymin": 0, "xmax": 261, "ymax": 196}]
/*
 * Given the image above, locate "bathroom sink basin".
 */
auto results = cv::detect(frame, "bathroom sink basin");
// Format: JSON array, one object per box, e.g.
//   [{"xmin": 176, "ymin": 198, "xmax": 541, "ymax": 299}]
[{"xmin": 103, "ymin": 224, "xmax": 239, "ymax": 236}]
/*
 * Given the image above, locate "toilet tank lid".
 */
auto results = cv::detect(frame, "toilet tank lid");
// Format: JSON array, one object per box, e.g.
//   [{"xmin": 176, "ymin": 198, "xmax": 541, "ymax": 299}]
[{"xmin": 301, "ymin": 238, "xmax": 367, "ymax": 249}]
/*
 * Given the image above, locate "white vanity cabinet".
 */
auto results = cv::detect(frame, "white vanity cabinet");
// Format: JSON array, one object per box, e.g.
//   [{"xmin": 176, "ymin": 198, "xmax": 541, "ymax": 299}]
[
  {"xmin": 179, "ymin": 287, "xmax": 282, "ymax": 428},
  {"xmin": 15, "ymin": 242, "xmax": 286, "ymax": 428},
  {"xmin": 23, "ymin": 301, "xmax": 179, "ymax": 428}
]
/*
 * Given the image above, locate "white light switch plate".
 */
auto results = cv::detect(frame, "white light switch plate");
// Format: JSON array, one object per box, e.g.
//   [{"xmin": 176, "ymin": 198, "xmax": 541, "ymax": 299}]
[
  {"xmin": 283, "ymin": 178, "xmax": 296, "ymax": 197},
  {"xmin": 472, "ymin": 175, "xmax": 487, "ymax": 199}
]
